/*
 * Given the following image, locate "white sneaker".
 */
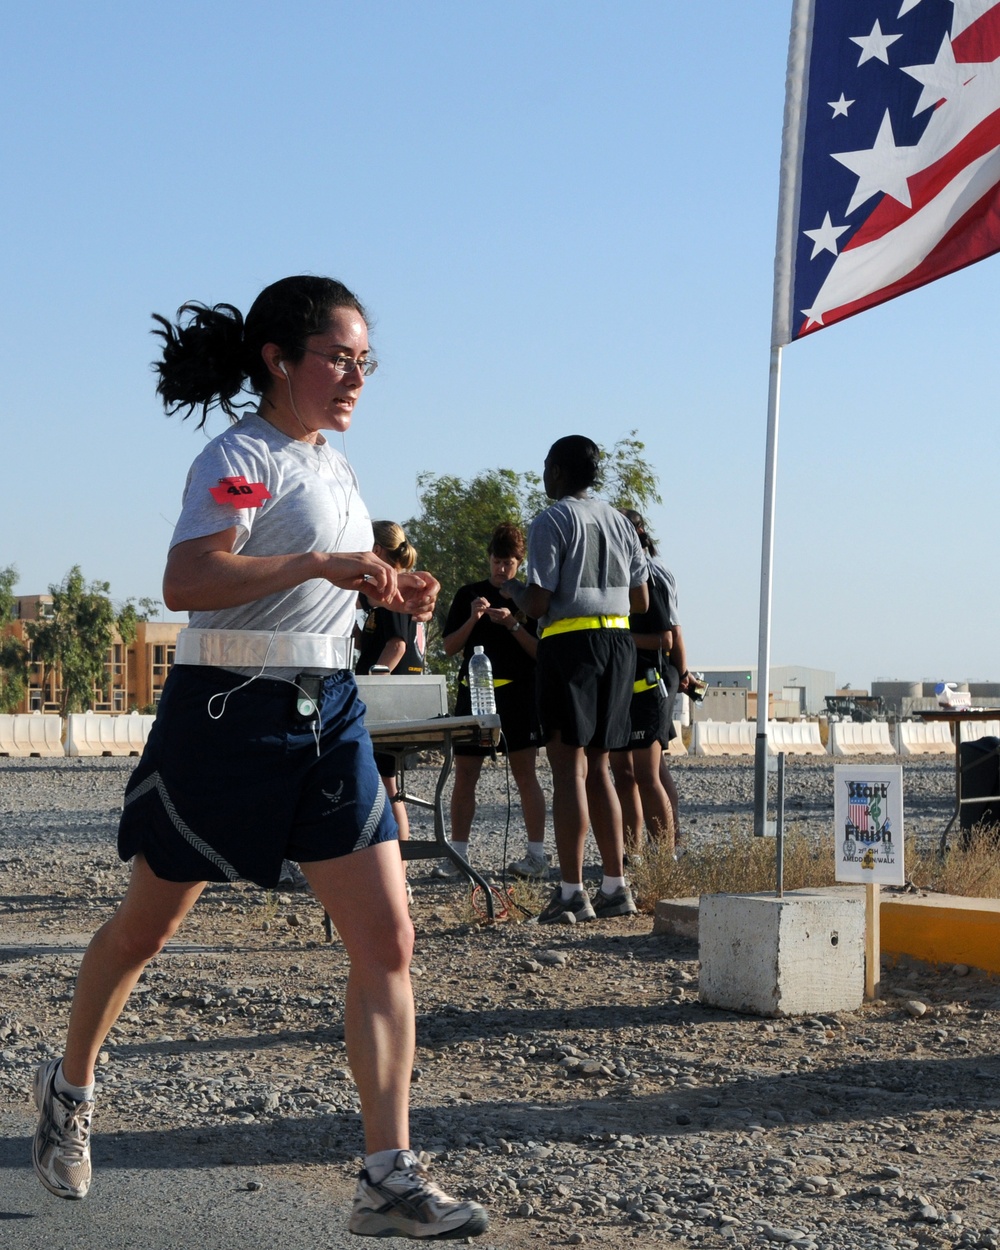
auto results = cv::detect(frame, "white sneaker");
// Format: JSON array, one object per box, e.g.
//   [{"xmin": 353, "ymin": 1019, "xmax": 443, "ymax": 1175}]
[
  {"xmin": 32, "ymin": 1058, "xmax": 93, "ymax": 1200},
  {"xmin": 507, "ymin": 851, "xmax": 550, "ymax": 880},
  {"xmin": 349, "ymin": 1148, "xmax": 488, "ymax": 1238},
  {"xmin": 430, "ymin": 855, "xmax": 467, "ymax": 880}
]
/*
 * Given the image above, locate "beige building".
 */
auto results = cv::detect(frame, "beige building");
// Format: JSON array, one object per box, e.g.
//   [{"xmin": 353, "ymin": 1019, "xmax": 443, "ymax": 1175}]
[{"xmin": 4, "ymin": 596, "xmax": 181, "ymax": 713}]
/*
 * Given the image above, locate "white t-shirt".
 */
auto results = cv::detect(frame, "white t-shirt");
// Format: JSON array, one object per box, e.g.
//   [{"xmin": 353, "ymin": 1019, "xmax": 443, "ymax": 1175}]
[{"xmin": 171, "ymin": 411, "xmax": 372, "ymax": 641}]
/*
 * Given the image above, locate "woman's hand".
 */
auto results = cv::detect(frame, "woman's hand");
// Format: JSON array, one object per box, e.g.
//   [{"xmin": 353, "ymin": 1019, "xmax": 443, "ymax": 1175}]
[
  {"xmin": 366, "ymin": 570, "xmax": 440, "ymax": 621},
  {"xmin": 470, "ymin": 596, "xmax": 490, "ymax": 622},
  {"xmin": 485, "ymin": 606, "xmax": 517, "ymax": 630}
]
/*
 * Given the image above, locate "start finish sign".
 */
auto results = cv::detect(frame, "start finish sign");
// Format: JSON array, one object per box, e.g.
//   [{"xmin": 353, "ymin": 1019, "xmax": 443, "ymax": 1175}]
[{"xmin": 833, "ymin": 764, "xmax": 905, "ymax": 886}]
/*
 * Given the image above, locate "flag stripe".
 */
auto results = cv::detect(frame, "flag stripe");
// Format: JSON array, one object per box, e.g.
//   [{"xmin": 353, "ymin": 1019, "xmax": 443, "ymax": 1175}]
[{"xmin": 774, "ymin": 0, "xmax": 1000, "ymax": 345}]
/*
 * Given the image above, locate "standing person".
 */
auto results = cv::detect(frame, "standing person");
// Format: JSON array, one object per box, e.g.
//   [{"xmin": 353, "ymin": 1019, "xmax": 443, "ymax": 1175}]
[
  {"xmin": 625, "ymin": 509, "xmax": 694, "ymax": 847},
  {"xmin": 609, "ymin": 509, "xmax": 676, "ymax": 858},
  {"xmin": 30, "ymin": 276, "xmax": 487, "ymax": 1241},
  {"xmin": 437, "ymin": 522, "xmax": 547, "ymax": 880},
  {"xmin": 502, "ymin": 436, "xmax": 648, "ymax": 924},
  {"xmin": 355, "ymin": 520, "xmax": 425, "ymax": 849}
]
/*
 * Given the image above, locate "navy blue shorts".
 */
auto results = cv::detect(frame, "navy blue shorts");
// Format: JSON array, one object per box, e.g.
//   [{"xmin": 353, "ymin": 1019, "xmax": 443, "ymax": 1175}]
[
  {"xmin": 118, "ymin": 666, "xmax": 398, "ymax": 889},
  {"xmin": 536, "ymin": 629, "xmax": 635, "ymax": 750}
]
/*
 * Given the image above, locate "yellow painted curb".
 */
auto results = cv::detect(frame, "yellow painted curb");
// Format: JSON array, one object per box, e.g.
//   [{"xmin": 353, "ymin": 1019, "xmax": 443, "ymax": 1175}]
[{"xmin": 880, "ymin": 893, "xmax": 1000, "ymax": 974}]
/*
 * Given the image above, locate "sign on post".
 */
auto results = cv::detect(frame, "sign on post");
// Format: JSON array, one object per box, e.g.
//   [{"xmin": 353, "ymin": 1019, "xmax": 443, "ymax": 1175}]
[
  {"xmin": 833, "ymin": 765, "xmax": 905, "ymax": 885},
  {"xmin": 833, "ymin": 764, "xmax": 905, "ymax": 1002}
]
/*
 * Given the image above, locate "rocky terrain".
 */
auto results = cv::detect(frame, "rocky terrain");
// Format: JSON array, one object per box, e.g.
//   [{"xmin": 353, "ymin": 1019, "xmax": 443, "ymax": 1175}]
[{"xmin": 2, "ymin": 753, "xmax": 999, "ymax": 1250}]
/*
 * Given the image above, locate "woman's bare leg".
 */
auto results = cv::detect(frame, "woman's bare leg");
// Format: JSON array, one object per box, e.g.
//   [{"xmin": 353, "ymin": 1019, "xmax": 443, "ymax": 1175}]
[
  {"xmin": 633, "ymin": 743, "xmax": 675, "ymax": 851},
  {"xmin": 62, "ymin": 855, "xmax": 205, "ymax": 1087},
  {"xmin": 584, "ymin": 748, "xmax": 625, "ymax": 877},
  {"xmin": 545, "ymin": 734, "xmax": 589, "ymax": 883},
  {"xmin": 449, "ymin": 755, "xmax": 483, "ymax": 844},
  {"xmin": 508, "ymin": 747, "xmax": 546, "ymax": 846},
  {"xmin": 609, "ymin": 750, "xmax": 643, "ymax": 855},
  {"xmin": 302, "ymin": 841, "xmax": 414, "ymax": 1153}
]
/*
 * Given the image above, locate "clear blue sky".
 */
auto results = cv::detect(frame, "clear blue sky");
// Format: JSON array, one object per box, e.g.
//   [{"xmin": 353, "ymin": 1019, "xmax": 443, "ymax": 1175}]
[{"xmin": 2, "ymin": 2, "xmax": 996, "ymax": 689}]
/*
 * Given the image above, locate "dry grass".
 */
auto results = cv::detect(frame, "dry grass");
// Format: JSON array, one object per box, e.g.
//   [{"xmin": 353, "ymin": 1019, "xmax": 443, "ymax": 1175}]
[
  {"xmin": 909, "ymin": 825, "xmax": 1000, "ymax": 898},
  {"xmin": 630, "ymin": 822, "xmax": 837, "ymax": 914}
]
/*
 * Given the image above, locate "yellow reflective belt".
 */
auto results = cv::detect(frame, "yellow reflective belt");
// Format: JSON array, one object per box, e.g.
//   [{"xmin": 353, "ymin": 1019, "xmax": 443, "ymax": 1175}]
[
  {"xmin": 633, "ymin": 676, "xmax": 659, "ymax": 693},
  {"xmin": 459, "ymin": 676, "xmax": 513, "ymax": 688},
  {"xmin": 539, "ymin": 615, "xmax": 630, "ymax": 640}
]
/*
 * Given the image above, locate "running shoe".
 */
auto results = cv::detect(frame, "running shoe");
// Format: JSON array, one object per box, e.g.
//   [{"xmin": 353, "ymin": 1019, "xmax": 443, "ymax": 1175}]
[
  {"xmin": 430, "ymin": 857, "xmax": 466, "ymax": 880},
  {"xmin": 506, "ymin": 851, "xmax": 551, "ymax": 880},
  {"xmin": 535, "ymin": 885, "xmax": 596, "ymax": 925},
  {"xmin": 592, "ymin": 883, "xmax": 638, "ymax": 918},
  {"xmin": 32, "ymin": 1058, "xmax": 93, "ymax": 1200},
  {"xmin": 278, "ymin": 860, "xmax": 311, "ymax": 892},
  {"xmin": 348, "ymin": 1148, "xmax": 488, "ymax": 1239}
]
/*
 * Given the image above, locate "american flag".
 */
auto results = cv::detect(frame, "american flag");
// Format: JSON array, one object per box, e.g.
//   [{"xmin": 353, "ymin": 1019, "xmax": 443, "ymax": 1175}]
[
  {"xmin": 849, "ymin": 796, "xmax": 871, "ymax": 834},
  {"xmin": 773, "ymin": 0, "xmax": 1000, "ymax": 344}
]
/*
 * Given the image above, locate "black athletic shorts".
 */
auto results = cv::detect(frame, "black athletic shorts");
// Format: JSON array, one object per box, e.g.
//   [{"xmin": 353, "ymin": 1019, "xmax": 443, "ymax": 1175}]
[
  {"xmin": 118, "ymin": 665, "xmax": 398, "ymax": 889},
  {"xmin": 536, "ymin": 628, "xmax": 635, "ymax": 750},
  {"xmin": 612, "ymin": 683, "xmax": 669, "ymax": 752},
  {"xmin": 453, "ymin": 677, "xmax": 541, "ymax": 756}
]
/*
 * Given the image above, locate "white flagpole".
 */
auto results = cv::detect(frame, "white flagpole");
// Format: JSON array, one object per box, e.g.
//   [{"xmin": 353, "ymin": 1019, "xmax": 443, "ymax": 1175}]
[
  {"xmin": 753, "ymin": 344, "xmax": 782, "ymax": 836},
  {"xmin": 754, "ymin": 0, "xmax": 814, "ymax": 837}
]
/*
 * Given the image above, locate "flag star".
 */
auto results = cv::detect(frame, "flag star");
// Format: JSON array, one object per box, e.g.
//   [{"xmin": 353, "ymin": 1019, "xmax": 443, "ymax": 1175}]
[
  {"xmin": 850, "ymin": 19, "xmax": 903, "ymax": 66},
  {"xmin": 902, "ymin": 34, "xmax": 980, "ymax": 114},
  {"xmin": 898, "ymin": 0, "xmax": 925, "ymax": 15},
  {"xmin": 829, "ymin": 93, "xmax": 855, "ymax": 117},
  {"xmin": 832, "ymin": 110, "xmax": 920, "ymax": 213},
  {"xmin": 803, "ymin": 212, "xmax": 851, "ymax": 259},
  {"xmin": 801, "ymin": 305, "xmax": 826, "ymax": 329}
]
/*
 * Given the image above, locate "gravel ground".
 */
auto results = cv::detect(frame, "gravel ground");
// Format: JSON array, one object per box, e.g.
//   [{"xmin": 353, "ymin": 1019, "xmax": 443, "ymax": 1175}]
[{"xmin": 2, "ymin": 752, "xmax": 1000, "ymax": 1250}]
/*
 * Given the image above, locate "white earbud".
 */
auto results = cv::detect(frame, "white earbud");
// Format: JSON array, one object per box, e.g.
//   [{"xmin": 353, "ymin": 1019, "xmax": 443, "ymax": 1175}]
[{"xmin": 279, "ymin": 361, "xmax": 288, "ymax": 377}]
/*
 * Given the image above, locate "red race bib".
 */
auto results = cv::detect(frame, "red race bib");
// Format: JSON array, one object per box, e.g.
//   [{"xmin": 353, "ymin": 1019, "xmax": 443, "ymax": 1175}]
[{"xmin": 209, "ymin": 476, "xmax": 271, "ymax": 508}]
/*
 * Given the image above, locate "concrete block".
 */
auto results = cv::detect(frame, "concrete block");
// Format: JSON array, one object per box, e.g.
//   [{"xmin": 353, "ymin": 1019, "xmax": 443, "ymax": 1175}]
[
  {"xmin": 652, "ymin": 897, "xmax": 699, "ymax": 939},
  {"xmin": 698, "ymin": 890, "xmax": 864, "ymax": 1017}
]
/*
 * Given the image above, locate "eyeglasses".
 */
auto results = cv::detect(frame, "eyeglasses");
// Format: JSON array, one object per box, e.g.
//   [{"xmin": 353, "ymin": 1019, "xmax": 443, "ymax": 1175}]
[{"xmin": 300, "ymin": 347, "xmax": 379, "ymax": 376}]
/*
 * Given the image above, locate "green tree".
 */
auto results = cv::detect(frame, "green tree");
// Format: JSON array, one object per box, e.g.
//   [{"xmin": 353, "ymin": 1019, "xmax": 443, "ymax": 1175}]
[
  {"xmin": 0, "ymin": 565, "xmax": 30, "ymax": 714},
  {"xmin": 405, "ymin": 430, "xmax": 661, "ymax": 674},
  {"xmin": 26, "ymin": 566, "xmax": 158, "ymax": 714}
]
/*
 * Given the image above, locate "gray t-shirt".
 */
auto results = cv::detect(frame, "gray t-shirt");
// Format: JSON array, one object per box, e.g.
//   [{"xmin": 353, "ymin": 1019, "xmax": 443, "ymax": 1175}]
[
  {"xmin": 171, "ymin": 411, "xmax": 372, "ymax": 642},
  {"xmin": 524, "ymin": 495, "xmax": 646, "ymax": 630},
  {"xmin": 648, "ymin": 554, "xmax": 680, "ymax": 628}
]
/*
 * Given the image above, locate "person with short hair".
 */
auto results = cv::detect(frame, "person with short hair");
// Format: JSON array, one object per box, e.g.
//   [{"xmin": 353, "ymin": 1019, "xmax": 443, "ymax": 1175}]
[
  {"xmin": 30, "ymin": 275, "xmax": 487, "ymax": 1241},
  {"xmin": 438, "ymin": 522, "xmax": 547, "ymax": 879},
  {"xmin": 502, "ymin": 436, "xmax": 648, "ymax": 924}
]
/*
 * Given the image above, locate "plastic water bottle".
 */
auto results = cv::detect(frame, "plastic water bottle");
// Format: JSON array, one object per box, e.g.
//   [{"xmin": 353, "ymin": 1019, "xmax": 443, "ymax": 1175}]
[{"xmin": 468, "ymin": 646, "xmax": 496, "ymax": 718}]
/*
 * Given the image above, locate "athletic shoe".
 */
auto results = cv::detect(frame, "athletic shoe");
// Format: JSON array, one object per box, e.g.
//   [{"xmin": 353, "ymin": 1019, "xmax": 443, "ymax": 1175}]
[
  {"xmin": 348, "ymin": 1148, "xmax": 488, "ymax": 1239},
  {"xmin": 507, "ymin": 851, "xmax": 551, "ymax": 880},
  {"xmin": 430, "ymin": 857, "xmax": 465, "ymax": 880},
  {"xmin": 278, "ymin": 860, "xmax": 311, "ymax": 892},
  {"xmin": 535, "ymin": 885, "xmax": 596, "ymax": 925},
  {"xmin": 592, "ymin": 883, "xmax": 638, "ymax": 918},
  {"xmin": 32, "ymin": 1058, "xmax": 93, "ymax": 1200}
]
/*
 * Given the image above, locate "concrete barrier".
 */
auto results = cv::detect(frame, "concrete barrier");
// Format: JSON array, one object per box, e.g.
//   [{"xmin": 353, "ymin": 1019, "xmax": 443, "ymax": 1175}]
[
  {"xmin": 666, "ymin": 722, "xmax": 687, "ymax": 756},
  {"xmin": 691, "ymin": 720, "xmax": 756, "ymax": 756},
  {"xmin": 958, "ymin": 719, "xmax": 1000, "ymax": 744},
  {"xmin": 767, "ymin": 720, "xmax": 825, "ymax": 756},
  {"xmin": 895, "ymin": 720, "xmax": 953, "ymax": 755},
  {"xmin": 828, "ymin": 720, "xmax": 895, "ymax": 756},
  {"xmin": 0, "ymin": 714, "xmax": 63, "ymax": 757},
  {"xmin": 65, "ymin": 712, "xmax": 155, "ymax": 757}
]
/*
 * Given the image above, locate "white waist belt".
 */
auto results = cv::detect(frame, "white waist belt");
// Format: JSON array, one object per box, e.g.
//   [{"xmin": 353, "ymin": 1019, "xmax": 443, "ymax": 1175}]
[{"xmin": 175, "ymin": 628, "xmax": 354, "ymax": 671}]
